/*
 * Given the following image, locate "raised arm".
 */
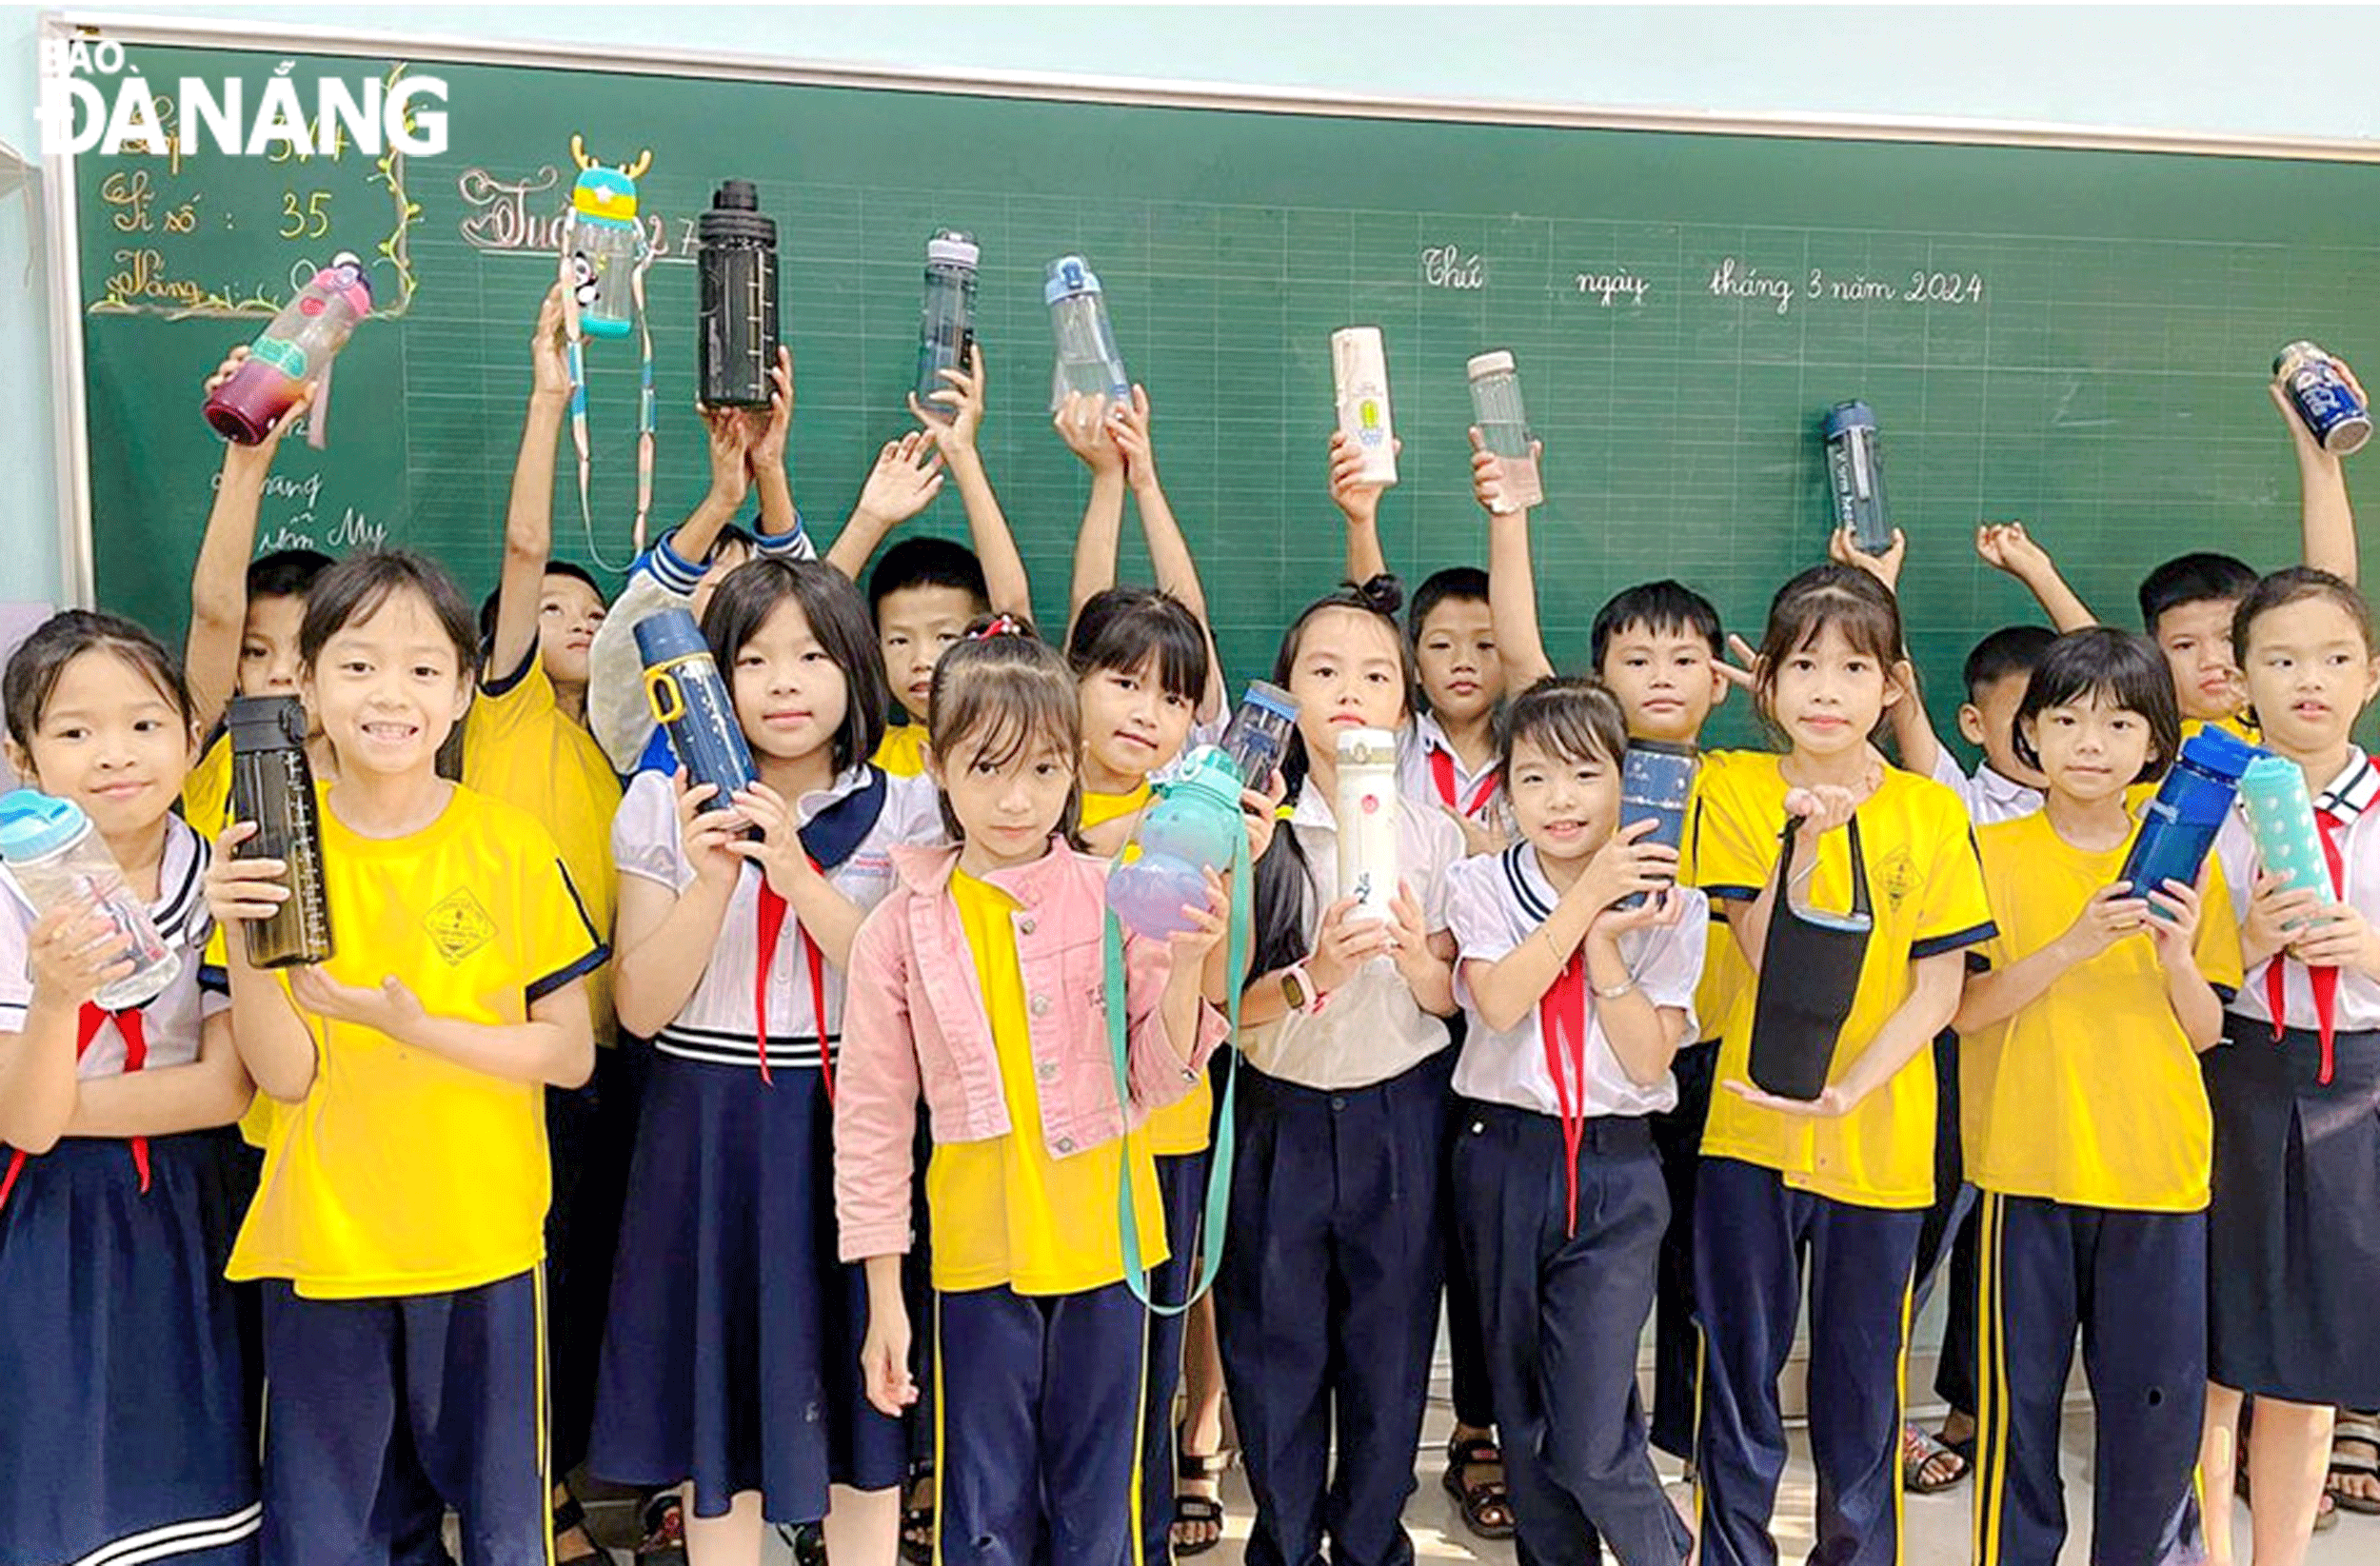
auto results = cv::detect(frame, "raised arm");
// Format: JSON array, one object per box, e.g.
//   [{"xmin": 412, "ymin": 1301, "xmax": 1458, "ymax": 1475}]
[
  {"xmin": 2274, "ymin": 373, "xmax": 2359, "ymax": 584},
  {"xmin": 487, "ymin": 286, "xmax": 572, "ymax": 688},
  {"xmin": 745, "ymin": 347, "xmax": 805, "ymax": 548},
  {"xmin": 1115, "ymin": 387, "xmax": 1228, "ymax": 717},
  {"xmin": 912, "ymin": 343, "xmax": 1031, "ymax": 616},
  {"xmin": 823, "ymin": 431, "xmax": 946, "ymax": 582},
  {"xmin": 188, "ymin": 352, "xmax": 310, "ymax": 733},
  {"xmin": 1055, "ymin": 389, "xmax": 1128, "ymax": 644},
  {"xmin": 1976, "ymin": 522, "xmax": 2096, "ymax": 632},
  {"xmin": 1330, "ymin": 430, "xmax": 1392, "ymax": 585},
  {"xmin": 1476, "ymin": 430, "xmax": 1554, "ymax": 690}
]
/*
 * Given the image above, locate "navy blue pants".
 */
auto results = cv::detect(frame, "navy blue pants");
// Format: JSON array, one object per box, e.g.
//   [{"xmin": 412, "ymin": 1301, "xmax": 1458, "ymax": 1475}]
[
  {"xmin": 936, "ymin": 1280, "xmax": 1148, "ymax": 1565},
  {"xmin": 1140, "ymin": 1147, "xmax": 1212, "ymax": 1562},
  {"xmin": 1911, "ymin": 1031, "xmax": 1979, "ymax": 1417},
  {"xmin": 260, "ymin": 1271, "xmax": 547, "ymax": 1566},
  {"xmin": 1218, "ymin": 1051, "xmax": 1452, "ymax": 1566},
  {"xmin": 1972, "ymin": 1194, "xmax": 2206, "ymax": 1566},
  {"xmin": 1649, "ymin": 1040, "xmax": 1716, "ymax": 1460},
  {"xmin": 1454, "ymin": 1103, "xmax": 1689, "ymax": 1566},
  {"xmin": 1693, "ymin": 1160, "xmax": 1922, "ymax": 1566}
]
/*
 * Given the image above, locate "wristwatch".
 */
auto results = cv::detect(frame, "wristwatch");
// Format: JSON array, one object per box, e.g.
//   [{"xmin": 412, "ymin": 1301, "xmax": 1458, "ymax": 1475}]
[{"xmin": 1281, "ymin": 963, "xmax": 1328, "ymax": 1016}]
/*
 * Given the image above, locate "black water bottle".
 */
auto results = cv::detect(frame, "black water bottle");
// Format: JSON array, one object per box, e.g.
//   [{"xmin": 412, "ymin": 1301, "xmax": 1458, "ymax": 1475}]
[
  {"xmin": 226, "ymin": 695, "xmax": 334, "ymax": 967},
  {"xmin": 697, "ymin": 179, "xmax": 779, "ymax": 408}
]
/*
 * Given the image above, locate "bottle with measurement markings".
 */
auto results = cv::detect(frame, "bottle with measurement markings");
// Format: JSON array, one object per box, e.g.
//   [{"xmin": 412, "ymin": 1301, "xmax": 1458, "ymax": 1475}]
[
  {"xmin": 915, "ymin": 230, "xmax": 981, "ymax": 417},
  {"xmin": 1821, "ymin": 400, "xmax": 1894, "ymax": 555},
  {"xmin": 1045, "ymin": 255, "xmax": 1130, "ymax": 414},
  {"xmin": 1332, "ymin": 327, "xmax": 1398, "ymax": 486},
  {"xmin": 2275, "ymin": 341, "xmax": 2371, "ymax": 456},
  {"xmin": 204, "ymin": 251, "xmax": 372, "ymax": 446},
  {"xmin": 1466, "ymin": 349, "xmax": 1542, "ymax": 509},
  {"xmin": 0, "ymin": 791, "xmax": 180, "ymax": 1009},
  {"xmin": 227, "ymin": 695, "xmax": 334, "ymax": 967},
  {"xmin": 697, "ymin": 181, "xmax": 779, "ymax": 409}
]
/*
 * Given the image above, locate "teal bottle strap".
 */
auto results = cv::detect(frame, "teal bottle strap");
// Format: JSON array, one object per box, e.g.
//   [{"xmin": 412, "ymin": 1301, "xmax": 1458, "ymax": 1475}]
[{"xmin": 1107, "ymin": 830, "xmax": 1248, "ymax": 1316}]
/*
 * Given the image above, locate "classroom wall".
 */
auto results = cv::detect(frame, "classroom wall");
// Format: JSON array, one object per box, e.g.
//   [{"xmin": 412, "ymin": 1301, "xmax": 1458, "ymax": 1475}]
[{"xmin": 7, "ymin": 3, "xmax": 2380, "ymax": 609}]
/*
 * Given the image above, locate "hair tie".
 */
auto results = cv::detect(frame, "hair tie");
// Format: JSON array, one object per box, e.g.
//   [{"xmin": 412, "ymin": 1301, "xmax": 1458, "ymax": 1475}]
[
  {"xmin": 968, "ymin": 612, "xmax": 1028, "ymax": 642},
  {"xmin": 1352, "ymin": 573, "xmax": 1406, "ymax": 618}
]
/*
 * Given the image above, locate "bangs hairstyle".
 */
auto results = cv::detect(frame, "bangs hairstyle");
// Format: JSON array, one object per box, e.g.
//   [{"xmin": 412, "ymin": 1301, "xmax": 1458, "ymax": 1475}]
[
  {"xmin": 2138, "ymin": 552, "xmax": 2256, "ymax": 633},
  {"xmin": 868, "ymin": 536, "xmax": 989, "ymax": 616},
  {"xmin": 2011, "ymin": 627, "xmax": 2179, "ymax": 785},
  {"xmin": 1963, "ymin": 624, "xmax": 2055, "ymax": 701},
  {"xmin": 1497, "ymin": 676, "xmax": 1629, "ymax": 779},
  {"xmin": 2231, "ymin": 565, "xmax": 2378, "ymax": 663},
  {"xmin": 1590, "ymin": 580, "xmax": 1726, "ymax": 666},
  {"xmin": 298, "ymin": 550, "xmax": 481, "ymax": 681},
  {"xmin": 4, "ymin": 609, "xmax": 194, "ymax": 752},
  {"xmin": 1248, "ymin": 574, "xmax": 1413, "ymax": 981},
  {"xmin": 1751, "ymin": 564, "xmax": 1904, "ymax": 736},
  {"xmin": 704, "ymin": 558, "xmax": 890, "ymax": 775},
  {"xmin": 246, "ymin": 547, "xmax": 334, "ymax": 602},
  {"xmin": 927, "ymin": 615, "xmax": 1083, "ymax": 846},
  {"xmin": 1067, "ymin": 586, "xmax": 1209, "ymax": 704}
]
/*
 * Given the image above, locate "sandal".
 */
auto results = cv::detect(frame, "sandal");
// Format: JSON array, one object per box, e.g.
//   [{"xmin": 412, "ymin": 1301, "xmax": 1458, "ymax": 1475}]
[
  {"xmin": 635, "ymin": 1493, "xmax": 687, "ymax": 1566},
  {"xmin": 901, "ymin": 1459, "xmax": 936, "ymax": 1566},
  {"xmin": 771, "ymin": 1523, "xmax": 825, "ymax": 1566},
  {"xmin": 2329, "ymin": 1411, "xmax": 2380, "ymax": 1516},
  {"xmin": 552, "ymin": 1488, "xmax": 613, "ymax": 1566},
  {"xmin": 1172, "ymin": 1446, "xmax": 1234, "ymax": 1557},
  {"xmin": 1441, "ymin": 1433, "xmax": 1517, "ymax": 1541},
  {"xmin": 1899, "ymin": 1423, "xmax": 1972, "ymax": 1494}
]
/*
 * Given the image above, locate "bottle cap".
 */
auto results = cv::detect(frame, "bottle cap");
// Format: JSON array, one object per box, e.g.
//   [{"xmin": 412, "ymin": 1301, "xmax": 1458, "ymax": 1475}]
[
  {"xmin": 0, "ymin": 789, "xmax": 89, "ymax": 862},
  {"xmin": 2177, "ymin": 724, "xmax": 2264, "ymax": 782},
  {"xmin": 928, "ymin": 230, "xmax": 981, "ymax": 269},
  {"xmin": 2276, "ymin": 340, "xmax": 2326, "ymax": 375},
  {"xmin": 227, "ymin": 695, "xmax": 308, "ymax": 753},
  {"xmin": 634, "ymin": 607, "xmax": 710, "ymax": 667},
  {"xmin": 1240, "ymin": 680, "xmax": 1299, "ymax": 723},
  {"xmin": 313, "ymin": 251, "xmax": 373, "ymax": 317},
  {"xmin": 572, "ymin": 168, "xmax": 641, "ymax": 224},
  {"xmin": 1173, "ymin": 746, "xmax": 1249, "ymax": 809},
  {"xmin": 1043, "ymin": 254, "xmax": 1102, "ymax": 306},
  {"xmin": 1335, "ymin": 726, "xmax": 1398, "ymax": 768},
  {"xmin": 1822, "ymin": 400, "xmax": 1876, "ymax": 439},
  {"xmin": 1466, "ymin": 349, "xmax": 1517, "ymax": 380},
  {"xmin": 699, "ymin": 181, "xmax": 776, "ymax": 248}
]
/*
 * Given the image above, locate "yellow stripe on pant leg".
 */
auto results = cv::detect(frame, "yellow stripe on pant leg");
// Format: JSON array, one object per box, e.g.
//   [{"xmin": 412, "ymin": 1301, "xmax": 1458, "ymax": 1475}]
[
  {"xmin": 1129, "ymin": 1294, "xmax": 1151, "ymax": 1566},
  {"xmin": 1980, "ymin": 1195, "xmax": 2017, "ymax": 1566},
  {"xmin": 1971, "ymin": 1195, "xmax": 1994, "ymax": 1566},
  {"xmin": 1893, "ymin": 1265, "xmax": 1914, "ymax": 1566}
]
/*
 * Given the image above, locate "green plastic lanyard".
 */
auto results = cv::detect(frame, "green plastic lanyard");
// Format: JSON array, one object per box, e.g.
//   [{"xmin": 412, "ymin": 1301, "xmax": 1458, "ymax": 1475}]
[{"xmin": 1105, "ymin": 829, "xmax": 1249, "ymax": 1316}]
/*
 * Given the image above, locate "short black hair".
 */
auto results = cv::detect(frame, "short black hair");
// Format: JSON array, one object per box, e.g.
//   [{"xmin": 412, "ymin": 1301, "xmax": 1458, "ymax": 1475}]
[
  {"xmin": 1409, "ymin": 568, "xmax": 1489, "ymax": 636},
  {"xmin": 712, "ymin": 524, "xmax": 756, "ymax": 563},
  {"xmin": 1497, "ymin": 675, "xmax": 1629, "ymax": 780},
  {"xmin": 703, "ymin": 558, "xmax": 889, "ymax": 775},
  {"xmin": 2011, "ymin": 626, "xmax": 2179, "ymax": 785},
  {"xmin": 1066, "ymin": 586, "xmax": 1208, "ymax": 704},
  {"xmin": 4, "ymin": 609, "xmax": 193, "ymax": 754},
  {"xmin": 474, "ymin": 560, "xmax": 611, "ymax": 642},
  {"xmin": 246, "ymin": 548, "xmax": 334, "ymax": 602},
  {"xmin": 867, "ymin": 537, "xmax": 988, "ymax": 618},
  {"xmin": 299, "ymin": 550, "xmax": 481, "ymax": 681},
  {"xmin": 2137, "ymin": 552, "xmax": 2256, "ymax": 633},
  {"xmin": 2232, "ymin": 565, "xmax": 2377, "ymax": 662},
  {"xmin": 1961, "ymin": 624, "xmax": 2056, "ymax": 703},
  {"xmin": 1590, "ymin": 581, "xmax": 1725, "ymax": 667}
]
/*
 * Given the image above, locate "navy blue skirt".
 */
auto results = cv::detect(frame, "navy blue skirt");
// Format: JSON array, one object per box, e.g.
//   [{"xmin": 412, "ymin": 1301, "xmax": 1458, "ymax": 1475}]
[
  {"xmin": 0, "ymin": 1128, "xmax": 261, "ymax": 1565},
  {"xmin": 2205, "ymin": 1018, "xmax": 2380, "ymax": 1407},
  {"xmin": 589, "ymin": 1051, "xmax": 908, "ymax": 1522}
]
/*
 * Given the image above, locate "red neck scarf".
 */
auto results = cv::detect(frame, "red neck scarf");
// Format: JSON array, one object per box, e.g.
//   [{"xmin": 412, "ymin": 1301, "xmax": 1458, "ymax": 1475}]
[
  {"xmin": 1537, "ymin": 952, "xmax": 1592, "ymax": 1236},
  {"xmin": 0, "ymin": 1003, "xmax": 152, "ymax": 1213}
]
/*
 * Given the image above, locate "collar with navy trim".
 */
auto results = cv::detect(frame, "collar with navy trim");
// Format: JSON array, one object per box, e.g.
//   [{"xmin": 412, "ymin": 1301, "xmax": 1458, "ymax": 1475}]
[
  {"xmin": 1500, "ymin": 841, "xmax": 1557, "ymax": 924},
  {"xmin": 2314, "ymin": 748, "xmax": 2379, "ymax": 824}
]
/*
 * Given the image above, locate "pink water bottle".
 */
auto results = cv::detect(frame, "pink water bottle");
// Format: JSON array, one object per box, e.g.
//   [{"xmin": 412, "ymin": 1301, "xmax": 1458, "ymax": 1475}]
[{"xmin": 204, "ymin": 251, "xmax": 373, "ymax": 445}]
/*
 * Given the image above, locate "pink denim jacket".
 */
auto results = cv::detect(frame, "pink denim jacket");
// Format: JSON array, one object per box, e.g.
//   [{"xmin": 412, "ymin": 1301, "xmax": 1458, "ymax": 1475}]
[{"xmin": 834, "ymin": 840, "xmax": 1227, "ymax": 1262}]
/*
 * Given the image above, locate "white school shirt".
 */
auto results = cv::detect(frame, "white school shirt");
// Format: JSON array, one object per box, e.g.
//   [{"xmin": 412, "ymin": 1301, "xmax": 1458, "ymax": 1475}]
[
  {"xmin": 1447, "ymin": 843, "xmax": 1704, "ymax": 1117},
  {"xmin": 2215, "ymin": 746, "xmax": 2380, "ymax": 1033},
  {"xmin": 1928, "ymin": 749, "xmax": 2044, "ymax": 826},
  {"xmin": 1400, "ymin": 712, "xmax": 1509, "ymax": 835},
  {"xmin": 1236, "ymin": 789, "xmax": 1464, "ymax": 1090},
  {"xmin": 0, "ymin": 814, "xmax": 223, "ymax": 1074},
  {"xmin": 612, "ymin": 765, "xmax": 942, "ymax": 1067}
]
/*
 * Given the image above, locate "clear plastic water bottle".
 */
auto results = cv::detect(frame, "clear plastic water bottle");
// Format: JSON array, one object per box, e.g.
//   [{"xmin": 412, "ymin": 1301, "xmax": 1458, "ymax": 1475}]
[
  {"xmin": 1106, "ymin": 748, "xmax": 1248, "ymax": 940},
  {"xmin": 697, "ymin": 180, "xmax": 779, "ymax": 409},
  {"xmin": 1332, "ymin": 327, "xmax": 1398, "ymax": 486},
  {"xmin": 0, "ymin": 790, "xmax": 180, "ymax": 1009},
  {"xmin": 1822, "ymin": 400, "xmax": 1894, "ymax": 555},
  {"xmin": 2275, "ymin": 341, "xmax": 2371, "ymax": 456},
  {"xmin": 1336, "ymin": 727, "xmax": 1400, "ymax": 923},
  {"xmin": 1618, "ymin": 741, "xmax": 1697, "ymax": 908},
  {"xmin": 1217, "ymin": 681, "xmax": 1299, "ymax": 793},
  {"xmin": 1466, "ymin": 350, "xmax": 1542, "ymax": 509},
  {"xmin": 914, "ymin": 230, "xmax": 980, "ymax": 418},
  {"xmin": 568, "ymin": 146, "xmax": 646, "ymax": 342},
  {"xmin": 2120, "ymin": 726, "xmax": 2260, "ymax": 915},
  {"xmin": 1045, "ymin": 255, "xmax": 1130, "ymax": 414},
  {"xmin": 227, "ymin": 695, "xmax": 334, "ymax": 968},
  {"xmin": 203, "ymin": 252, "xmax": 372, "ymax": 445},
  {"xmin": 2238, "ymin": 752, "xmax": 2338, "ymax": 916},
  {"xmin": 637, "ymin": 610, "xmax": 756, "ymax": 813}
]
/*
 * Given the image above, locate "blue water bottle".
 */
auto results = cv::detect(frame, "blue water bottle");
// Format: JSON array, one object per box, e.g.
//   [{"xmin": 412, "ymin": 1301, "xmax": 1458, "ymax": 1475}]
[
  {"xmin": 1217, "ymin": 680, "xmax": 1299, "ymax": 793},
  {"xmin": 1822, "ymin": 400, "xmax": 1894, "ymax": 555},
  {"xmin": 1618, "ymin": 741, "xmax": 1698, "ymax": 908},
  {"xmin": 636, "ymin": 609, "xmax": 756, "ymax": 812},
  {"xmin": 2119, "ymin": 726, "xmax": 2261, "ymax": 913}
]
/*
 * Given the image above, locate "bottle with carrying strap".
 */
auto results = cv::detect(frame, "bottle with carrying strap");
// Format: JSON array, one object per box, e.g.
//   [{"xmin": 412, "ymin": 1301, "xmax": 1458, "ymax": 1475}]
[
  {"xmin": 1746, "ymin": 815, "xmax": 1874, "ymax": 1101},
  {"xmin": 636, "ymin": 609, "xmax": 757, "ymax": 812}
]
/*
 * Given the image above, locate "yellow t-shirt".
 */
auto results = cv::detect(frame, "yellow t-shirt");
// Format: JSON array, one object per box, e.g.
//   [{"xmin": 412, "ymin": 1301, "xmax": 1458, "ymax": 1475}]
[
  {"xmin": 1679, "ymin": 749, "xmax": 1752, "ymax": 1049},
  {"xmin": 1081, "ymin": 783, "xmax": 1214, "ymax": 1159},
  {"xmin": 181, "ymin": 731, "xmax": 234, "ymax": 840},
  {"xmin": 925, "ymin": 869, "xmax": 1168, "ymax": 1295},
  {"xmin": 874, "ymin": 722, "xmax": 930, "ymax": 780},
  {"xmin": 216, "ymin": 783, "xmax": 605, "ymax": 1298},
  {"xmin": 1692, "ymin": 754, "xmax": 1995, "ymax": 1210},
  {"xmin": 464, "ymin": 652, "xmax": 623, "ymax": 1046},
  {"xmin": 1962, "ymin": 810, "xmax": 2244, "ymax": 1211}
]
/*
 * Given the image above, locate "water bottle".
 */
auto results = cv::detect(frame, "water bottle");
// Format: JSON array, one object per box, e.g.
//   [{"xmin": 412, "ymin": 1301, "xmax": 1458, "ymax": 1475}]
[
  {"xmin": 0, "ymin": 790, "xmax": 180, "ymax": 1009},
  {"xmin": 1617, "ymin": 740, "xmax": 1698, "ymax": 909},
  {"xmin": 568, "ymin": 145, "xmax": 646, "ymax": 341},
  {"xmin": 1466, "ymin": 349, "xmax": 1542, "ymax": 509},
  {"xmin": 1822, "ymin": 400, "xmax": 1893, "ymax": 555},
  {"xmin": 2238, "ymin": 753, "xmax": 2338, "ymax": 920},
  {"xmin": 1045, "ymin": 255, "xmax": 1130, "ymax": 414},
  {"xmin": 1332, "ymin": 327, "xmax": 1398, "ymax": 486},
  {"xmin": 1217, "ymin": 681, "xmax": 1299, "ymax": 793},
  {"xmin": 1106, "ymin": 748, "xmax": 1247, "ymax": 940},
  {"xmin": 697, "ymin": 180, "xmax": 779, "ymax": 409},
  {"xmin": 2119, "ymin": 725, "xmax": 2261, "ymax": 915},
  {"xmin": 203, "ymin": 251, "xmax": 372, "ymax": 445},
  {"xmin": 2275, "ymin": 341, "xmax": 2371, "ymax": 456},
  {"xmin": 636, "ymin": 609, "xmax": 756, "ymax": 812},
  {"xmin": 1336, "ymin": 727, "xmax": 1400, "ymax": 923},
  {"xmin": 914, "ymin": 230, "xmax": 980, "ymax": 418},
  {"xmin": 226, "ymin": 695, "xmax": 334, "ymax": 968}
]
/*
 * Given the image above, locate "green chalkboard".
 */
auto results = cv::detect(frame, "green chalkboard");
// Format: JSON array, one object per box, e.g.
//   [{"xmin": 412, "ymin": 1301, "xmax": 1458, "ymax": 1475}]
[{"xmin": 65, "ymin": 35, "xmax": 2380, "ymax": 743}]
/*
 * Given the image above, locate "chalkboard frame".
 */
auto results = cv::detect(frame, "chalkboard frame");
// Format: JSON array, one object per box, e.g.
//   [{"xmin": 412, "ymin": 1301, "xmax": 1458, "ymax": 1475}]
[{"xmin": 40, "ymin": 6, "xmax": 2380, "ymax": 609}]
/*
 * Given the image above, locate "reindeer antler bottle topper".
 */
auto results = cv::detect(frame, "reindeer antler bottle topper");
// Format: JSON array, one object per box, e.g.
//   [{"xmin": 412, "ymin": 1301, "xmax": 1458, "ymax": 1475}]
[{"xmin": 559, "ymin": 134, "xmax": 658, "ymax": 564}]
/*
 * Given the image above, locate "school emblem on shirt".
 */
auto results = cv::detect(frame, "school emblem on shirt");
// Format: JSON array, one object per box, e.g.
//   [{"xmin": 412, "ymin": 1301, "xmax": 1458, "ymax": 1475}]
[
  {"xmin": 1875, "ymin": 846, "xmax": 1920, "ymax": 912},
  {"xmin": 424, "ymin": 887, "xmax": 496, "ymax": 965}
]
